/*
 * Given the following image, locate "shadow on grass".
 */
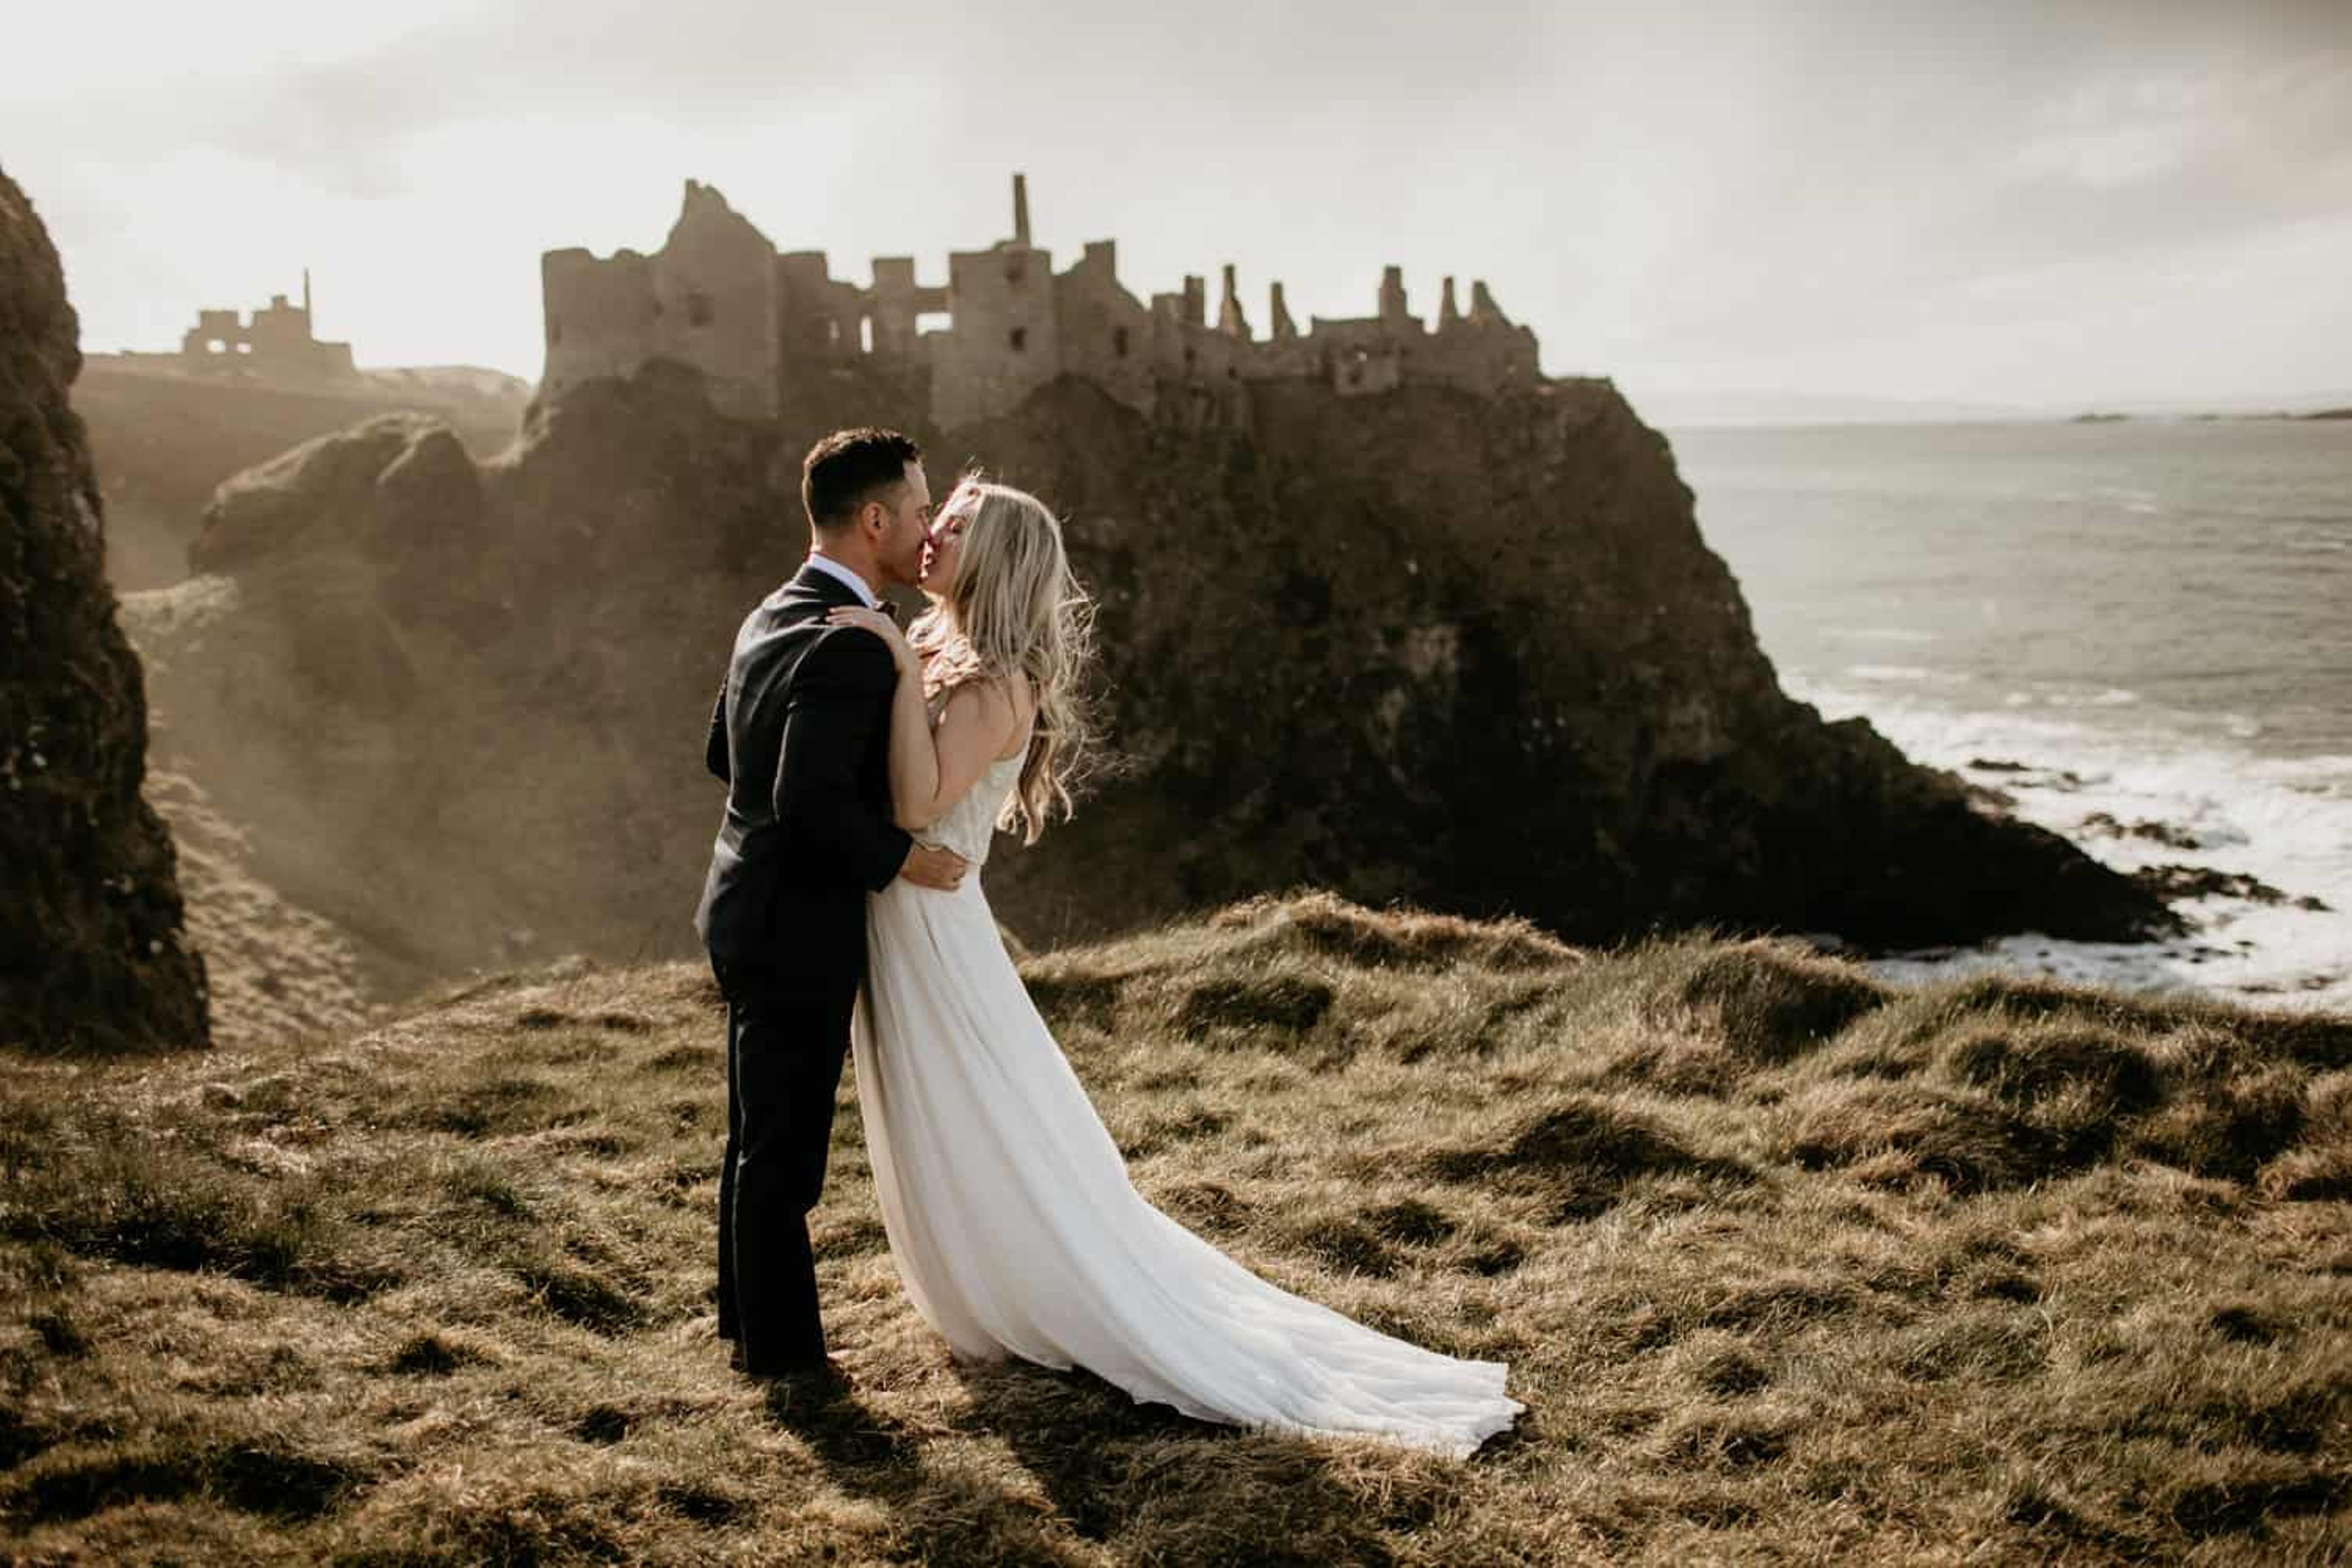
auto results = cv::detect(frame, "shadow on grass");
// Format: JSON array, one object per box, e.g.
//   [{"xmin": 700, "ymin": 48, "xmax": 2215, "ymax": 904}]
[{"xmin": 946, "ymin": 1358, "xmax": 1455, "ymax": 1565}]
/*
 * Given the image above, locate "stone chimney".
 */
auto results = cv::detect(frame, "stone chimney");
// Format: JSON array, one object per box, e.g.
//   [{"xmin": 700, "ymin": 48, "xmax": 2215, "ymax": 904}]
[
  {"xmin": 1269, "ymin": 281, "xmax": 1298, "ymax": 341},
  {"xmin": 1182, "ymin": 274, "xmax": 1207, "ymax": 328},
  {"xmin": 1439, "ymin": 276, "xmax": 1460, "ymax": 330},
  {"xmin": 1012, "ymin": 172, "xmax": 1031, "ymax": 247},
  {"xmin": 1378, "ymin": 265, "xmax": 1409, "ymax": 325},
  {"xmin": 1217, "ymin": 263, "xmax": 1250, "ymax": 338}
]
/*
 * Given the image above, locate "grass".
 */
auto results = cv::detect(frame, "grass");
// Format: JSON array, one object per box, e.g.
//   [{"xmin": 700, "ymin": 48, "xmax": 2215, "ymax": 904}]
[{"xmin": 2, "ymin": 891, "xmax": 2350, "ymax": 1562}]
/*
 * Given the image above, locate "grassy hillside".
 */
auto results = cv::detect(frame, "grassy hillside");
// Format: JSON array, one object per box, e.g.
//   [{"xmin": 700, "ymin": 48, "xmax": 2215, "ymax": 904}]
[{"xmin": 4, "ymin": 894, "xmax": 2350, "ymax": 1563}]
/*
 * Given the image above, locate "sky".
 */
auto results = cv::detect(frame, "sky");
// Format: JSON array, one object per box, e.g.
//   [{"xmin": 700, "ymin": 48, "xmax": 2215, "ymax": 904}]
[{"xmin": 7, "ymin": 0, "xmax": 2350, "ymax": 412}]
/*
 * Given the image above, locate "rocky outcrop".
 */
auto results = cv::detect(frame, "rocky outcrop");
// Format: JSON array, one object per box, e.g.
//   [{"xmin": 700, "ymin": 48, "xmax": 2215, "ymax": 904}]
[
  {"xmin": 73, "ymin": 360, "xmax": 525, "ymax": 592},
  {"xmin": 124, "ymin": 358, "xmax": 2175, "ymax": 993},
  {"xmin": 959, "ymin": 377, "xmax": 2174, "ymax": 947},
  {"xmin": 1, "ymin": 167, "xmax": 207, "ymax": 1052}
]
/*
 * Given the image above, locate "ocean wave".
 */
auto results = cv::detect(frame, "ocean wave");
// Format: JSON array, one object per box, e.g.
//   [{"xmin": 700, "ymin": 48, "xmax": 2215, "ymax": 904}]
[
  {"xmin": 1826, "ymin": 626, "xmax": 1940, "ymax": 644},
  {"xmin": 2001, "ymin": 686, "xmax": 2141, "ymax": 709},
  {"xmin": 1847, "ymin": 663, "xmax": 1969, "ymax": 687}
]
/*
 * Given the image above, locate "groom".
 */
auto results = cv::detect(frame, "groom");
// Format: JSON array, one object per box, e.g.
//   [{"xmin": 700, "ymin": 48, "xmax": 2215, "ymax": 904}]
[{"xmin": 695, "ymin": 426, "xmax": 967, "ymax": 1381}]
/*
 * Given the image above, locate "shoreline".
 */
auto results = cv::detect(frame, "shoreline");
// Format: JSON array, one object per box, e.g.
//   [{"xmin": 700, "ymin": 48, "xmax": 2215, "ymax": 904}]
[{"xmin": 1789, "ymin": 681, "xmax": 2352, "ymax": 1012}]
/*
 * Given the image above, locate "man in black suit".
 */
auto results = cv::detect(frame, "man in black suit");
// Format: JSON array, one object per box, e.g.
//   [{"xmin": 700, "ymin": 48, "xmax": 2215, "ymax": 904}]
[{"xmin": 695, "ymin": 427, "xmax": 968, "ymax": 1381}]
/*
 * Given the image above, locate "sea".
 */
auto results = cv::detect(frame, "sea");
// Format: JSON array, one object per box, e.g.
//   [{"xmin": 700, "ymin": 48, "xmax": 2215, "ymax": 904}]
[{"xmin": 1666, "ymin": 417, "xmax": 2352, "ymax": 1012}]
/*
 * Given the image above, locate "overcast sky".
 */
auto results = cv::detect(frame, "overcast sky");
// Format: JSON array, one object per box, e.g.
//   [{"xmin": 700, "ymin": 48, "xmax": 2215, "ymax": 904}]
[{"xmin": 8, "ymin": 0, "xmax": 2348, "ymax": 409}]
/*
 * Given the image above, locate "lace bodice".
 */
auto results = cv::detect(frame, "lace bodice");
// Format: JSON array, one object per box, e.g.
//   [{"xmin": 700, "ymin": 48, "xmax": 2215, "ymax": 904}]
[{"xmin": 916, "ymin": 750, "xmax": 1024, "ymax": 867}]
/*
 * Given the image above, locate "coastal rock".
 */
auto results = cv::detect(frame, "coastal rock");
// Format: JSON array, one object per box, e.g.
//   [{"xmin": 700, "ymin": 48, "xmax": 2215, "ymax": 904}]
[
  {"xmin": 124, "ymin": 360, "xmax": 2177, "ymax": 990},
  {"xmin": 2082, "ymin": 811, "xmax": 2203, "ymax": 851},
  {"xmin": 0, "ymin": 166, "xmax": 207, "ymax": 1052},
  {"xmin": 2132, "ymin": 863, "xmax": 2330, "ymax": 911}
]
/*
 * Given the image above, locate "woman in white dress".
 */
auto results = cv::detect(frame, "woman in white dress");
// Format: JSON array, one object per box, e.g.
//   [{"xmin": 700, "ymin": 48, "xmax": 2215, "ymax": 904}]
[{"xmin": 824, "ymin": 477, "xmax": 1521, "ymax": 1458}]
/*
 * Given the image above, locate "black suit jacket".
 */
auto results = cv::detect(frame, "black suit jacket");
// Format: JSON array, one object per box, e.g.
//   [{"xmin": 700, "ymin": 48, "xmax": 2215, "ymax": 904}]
[{"xmin": 695, "ymin": 564, "xmax": 913, "ymax": 982}]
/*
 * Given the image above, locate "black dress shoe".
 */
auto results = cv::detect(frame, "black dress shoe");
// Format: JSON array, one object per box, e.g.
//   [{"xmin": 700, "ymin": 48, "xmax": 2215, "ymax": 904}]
[{"xmin": 748, "ymin": 1354, "xmax": 853, "ymax": 1393}]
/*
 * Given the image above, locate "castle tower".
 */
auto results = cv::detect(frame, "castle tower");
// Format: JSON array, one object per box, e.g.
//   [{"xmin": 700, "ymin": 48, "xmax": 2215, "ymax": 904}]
[
  {"xmin": 1378, "ymin": 265, "xmax": 1409, "ymax": 326},
  {"xmin": 1439, "ymin": 276, "xmax": 1460, "ymax": 330},
  {"xmin": 1268, "ymin": 281, "xmax": 1298, "ymax": 340},
  {"xmin": 1216, "ymin": 263, "xmax": 1250, "ymax": 339},
  {"xmin": 1012, "ymin": 172, "xmax": 1031, "ymax": 247},
  {"xmin": 1182, "ymin": 274, "xmax": 1207, "ymax": 328}
]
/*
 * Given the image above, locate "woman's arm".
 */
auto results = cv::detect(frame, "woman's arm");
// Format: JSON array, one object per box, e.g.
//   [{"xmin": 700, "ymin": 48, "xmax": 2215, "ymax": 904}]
[{"xmin": 829, "ymin": 608, "xmax": 1029, "ymax": 832}]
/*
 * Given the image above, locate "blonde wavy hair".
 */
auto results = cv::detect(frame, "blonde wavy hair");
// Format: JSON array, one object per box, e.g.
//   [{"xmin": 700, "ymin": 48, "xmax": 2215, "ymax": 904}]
[{"xmin": 907, "ymin": 476, "xmax": 1095, "ymax": 844}]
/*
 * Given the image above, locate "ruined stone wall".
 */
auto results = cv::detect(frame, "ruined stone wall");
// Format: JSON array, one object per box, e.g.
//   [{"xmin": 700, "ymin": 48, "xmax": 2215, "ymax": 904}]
[
  {"xmin": 542, "ymin": 181, "xmax": 777, "ymax": 423},
  {"xmin": 1051, "ymin": 241, "xmax": 1153, "ymax": 415},
  {"xmin": 1311, "ymin": 318, "xmax": 1408, "ymax": 396},
  {"xmin": 867, "ymin": 257, "xmax": 948, "ymax": 366},
  {"xmin": 647, "ymin": 182, "xmax": 777, "ymax": 421},
  {"xmin": 175, "ymin": 296, "xmax": 355, "ymax": 376},
  {"xmin": 537, "ymin": 178, "xmax": 1542, "ymax": 432},
  {"xmin": 541, "ymin": 246, "xmax": 660, "ymax": 401},
  {"xmin": 932, "ymin": 242, "xmax": 1063, "ymax": 431},
  {"xmin": 774, "ymin": 252, "xmax": 838, "ymax": 371},
  {"xmin": 1415, "ymin": 316, "xmax": 1540, "ymax": 398}
]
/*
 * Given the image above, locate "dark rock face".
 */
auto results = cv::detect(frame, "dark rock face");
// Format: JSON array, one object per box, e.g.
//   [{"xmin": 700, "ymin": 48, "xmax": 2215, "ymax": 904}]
[
  {"xmin": 0, "ymin": 168, "xmax": 207, "ymax": 1052},
  {"xmin": 960, "ymin": 378, "xmax": 2176, "ymax": 948},
  {"xmin": 124, "ymin": 361, "xmax": 2174, "ymax": 991}
]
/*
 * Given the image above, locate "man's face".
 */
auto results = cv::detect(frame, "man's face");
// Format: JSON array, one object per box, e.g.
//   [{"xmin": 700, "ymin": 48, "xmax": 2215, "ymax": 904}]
[{"xmin": 870, "ymin": 460, "xmax": 932, "ymax": 587}]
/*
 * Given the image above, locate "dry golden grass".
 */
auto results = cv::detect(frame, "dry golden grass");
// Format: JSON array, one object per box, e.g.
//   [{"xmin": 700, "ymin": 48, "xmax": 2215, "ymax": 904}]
[{"xmin": 5, "ymin": 894, "xmax": 2351, "ymax": 1563}]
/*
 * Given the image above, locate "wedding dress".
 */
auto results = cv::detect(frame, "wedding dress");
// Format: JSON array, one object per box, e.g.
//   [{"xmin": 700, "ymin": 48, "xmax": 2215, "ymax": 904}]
[{"xmin": 850, "ymin": 745, "xmax": 1522, "ymax": 1458}]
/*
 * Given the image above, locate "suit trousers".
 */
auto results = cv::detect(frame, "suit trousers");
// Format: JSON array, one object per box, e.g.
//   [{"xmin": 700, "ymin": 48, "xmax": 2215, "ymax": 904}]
[{"xmin": 713, "ymin": 956, "xmax": 858, "ymax": 1374}]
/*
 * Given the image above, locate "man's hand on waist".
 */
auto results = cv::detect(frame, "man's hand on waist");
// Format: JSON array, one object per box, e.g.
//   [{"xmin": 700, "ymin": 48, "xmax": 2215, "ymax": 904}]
[{"xmin": 899, "ymin": 845, "xmax": 968, "ymax": 892}]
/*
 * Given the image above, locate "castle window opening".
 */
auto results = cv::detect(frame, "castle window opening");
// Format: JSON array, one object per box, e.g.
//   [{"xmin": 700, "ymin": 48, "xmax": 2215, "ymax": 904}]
[
  {"xmin": 1183, "ymin": 345, "xmax": 1196, "ymax": 369},
  {"xmin": 1005, "ymin": 256, "xmax": 1027, "ymax": 284},
  {"xmin": 1009, "ymin": 327, "xmax": 1028, "ymax": 352},
  {"xmin": 860, "ymin": 318, "xmax": 875, "ymax": 354},
  {"xmin": 1113, "ymin": 327, "xmax": 1129, "ymax": 358},
  {"xmin": 206, "ymin": 339, "xmax": 227, "ymax": 355},
  {"xmin": 687, "ymin": 290, "xmax": 715, "ymax": 328}
]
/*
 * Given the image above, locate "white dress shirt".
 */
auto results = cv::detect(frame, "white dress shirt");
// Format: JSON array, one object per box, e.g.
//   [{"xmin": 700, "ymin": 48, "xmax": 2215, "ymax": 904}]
[{"xmin": 804, "ymin": 552, "xmax": 880, "ymax": 608}]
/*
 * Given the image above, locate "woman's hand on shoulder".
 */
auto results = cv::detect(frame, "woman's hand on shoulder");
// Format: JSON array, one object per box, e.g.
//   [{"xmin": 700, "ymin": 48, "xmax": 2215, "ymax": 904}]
[{"xmin": 825, "ymin": 606, "xmax": 918, "ymax": 675}]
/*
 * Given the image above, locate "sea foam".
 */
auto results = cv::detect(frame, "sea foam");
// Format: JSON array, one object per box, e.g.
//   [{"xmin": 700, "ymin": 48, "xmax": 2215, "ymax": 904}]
[{"xmin": 1795, "ymin": 676, "xmax": 2352, "ymax": 1011}]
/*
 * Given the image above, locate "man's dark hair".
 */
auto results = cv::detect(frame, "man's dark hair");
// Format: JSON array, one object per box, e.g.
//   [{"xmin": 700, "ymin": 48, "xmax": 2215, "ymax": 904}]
[{"xmin": 802, "ymin": 428, "xmax": 922, "ymax": 532}]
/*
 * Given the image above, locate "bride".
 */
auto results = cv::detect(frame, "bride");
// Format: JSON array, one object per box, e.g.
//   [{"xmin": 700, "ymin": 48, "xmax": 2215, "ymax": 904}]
[{"xmin": 824, "ymin": 477, "xmax": 1521, "ymax": 1458}]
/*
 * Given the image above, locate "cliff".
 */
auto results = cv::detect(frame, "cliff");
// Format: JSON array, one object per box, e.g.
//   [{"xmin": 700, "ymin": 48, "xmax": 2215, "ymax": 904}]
[
  {"xmin": 0, "ymin": 167, "xmax": 208, "ymax": 1052},
  {"xmin": 118, "ymin": 355, "xmax": 2174, "ymax": 990}
]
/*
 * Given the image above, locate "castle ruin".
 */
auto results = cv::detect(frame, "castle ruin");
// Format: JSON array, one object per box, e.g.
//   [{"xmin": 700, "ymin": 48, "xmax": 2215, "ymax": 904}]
[
  {"xmin": 540, "ymin": 176, "xmax": 1542, "ymax": 428},
  {"xmin": 169, "ymin": 272, "xmax": 356, "ymax": 377}
]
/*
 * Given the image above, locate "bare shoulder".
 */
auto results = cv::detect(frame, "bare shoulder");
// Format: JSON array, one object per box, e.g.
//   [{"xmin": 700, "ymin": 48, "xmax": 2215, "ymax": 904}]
[
  {"xmin": 941, "ymin": 674, "xmax": 1033, "ymax": 758},
  {"xmin": 941, "ymin": 674, "xmax": 1022, "ymax": 725}
]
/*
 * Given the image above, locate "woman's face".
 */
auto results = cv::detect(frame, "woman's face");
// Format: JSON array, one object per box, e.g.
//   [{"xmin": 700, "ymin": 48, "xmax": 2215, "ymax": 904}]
[{"xmin": 922, "ymin": 494, "xmax": 976, "ymax": 593}]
